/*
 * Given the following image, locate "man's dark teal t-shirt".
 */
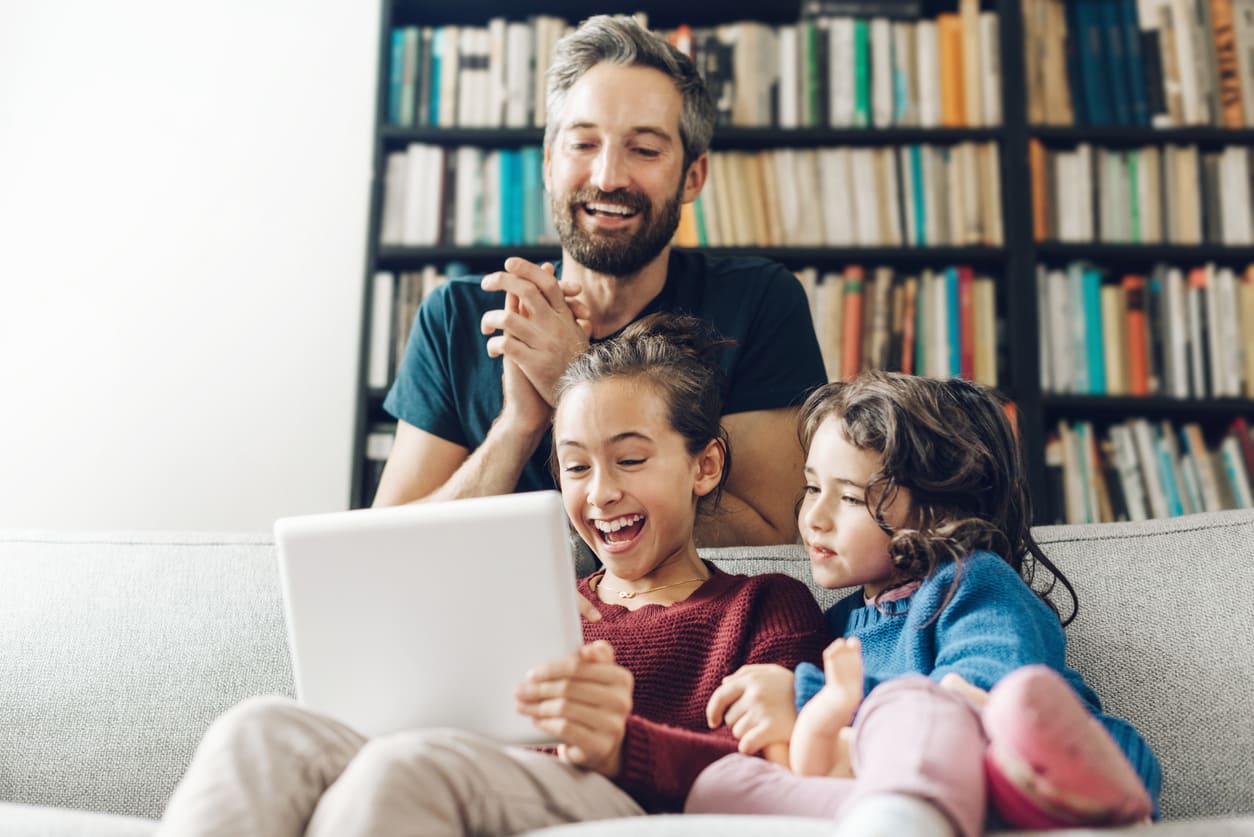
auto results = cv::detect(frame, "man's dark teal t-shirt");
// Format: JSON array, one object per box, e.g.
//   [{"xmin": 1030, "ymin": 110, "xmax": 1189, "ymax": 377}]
[{"xmin": 383, "ymin": 249, "xmax": 827, "ymax": 492}]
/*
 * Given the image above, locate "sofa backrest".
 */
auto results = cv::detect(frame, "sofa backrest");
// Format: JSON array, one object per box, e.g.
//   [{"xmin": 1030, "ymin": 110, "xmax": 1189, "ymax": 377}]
[
  {"xmin": 702, "ymin": 508, "xmax": 1254, "ymax": 821},
  {"xmin": 1, "ymin": 510, "xmax": 1252, "ymax": 822}
]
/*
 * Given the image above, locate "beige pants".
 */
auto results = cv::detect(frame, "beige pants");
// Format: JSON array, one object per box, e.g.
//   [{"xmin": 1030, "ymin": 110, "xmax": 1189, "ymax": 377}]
[{"xmin": 157, "ymin": 696, "xmax": 645, "ymax": 837}]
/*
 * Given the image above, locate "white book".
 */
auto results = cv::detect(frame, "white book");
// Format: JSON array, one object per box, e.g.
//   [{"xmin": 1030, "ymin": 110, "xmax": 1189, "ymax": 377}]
[
  {"xmin": 1130, "ymin": 419, "xmax": 1171, "ymax": 519},
  {"xmin": 850, "ymin": 148, "xmax": 881, "ymax": 246},
  {"xmin": 946, "ymin": 147, "xmax": 966, "ymax": 247},
  {"xmin": 481, "ymin": 151, "xmax": 501, "ymax": 246},
  {"xmin": 960, "ymin": 0, "xmax": 983, "ymax": 126},
  {"xmin": 1216, "ymin": 267, "xmax": 1243, "ymax": 396},
  {"xmin": 1220, "ymin": 436, "xmax": 1254, "ymax": 506},
  {"xmin": 816, "ymin": 274, "xmax": 845, "ymax": 381},
  {"xmin": 1168, "ymin": 0, "xmax": 1207, "ymax": 123},
  {"xmin": 871, "ymin": 18, "xmax": 894, "ymax": 127},
  {"xmin": 400, "ymin": 143, "xmax": 431, "ymax": 245},
  {"xmin": 915, "ymin": 20, "xmax": 941, "ymax": 128},
  {"xmin": 486, "ymin": 18, "xmax": 508, "ymax": 128},
  {"xmin": 1233, "ymin": 0, "xmax": 1254, "ymax": 125},
  {"xmin": 436, "ymin": 26, "xmax": 461, "ymax": 128},
  {"xmin": 1221, "ymin": 147, "xmax": 1254, "ymax": 244},
  {"xmin": 818, "ymin": 148, "xmax": 855, "ymax": 246},
  {"xmin": 778, "ymin": 25, "xmax": 799, "ymax": 129},
  {"xmin": 504, "ymin": 22, "xmax": 532, "ymax": 128},
  {"xmin": 892, "ymin": 21, "xmax": 917, "ymax": 126},
  {"xmin": 1110, "ymin": 424, "xmax": 1150, "ymax": 521},
  {"xmin": 1138, "ymin": 146, "xmax": 1161, "ymax": 242},
  {"xmin": 921, "ymin": 145, "xmax": 942, "ymax": 246},
  {"xmin": 879, "ymin": 147, "xmax": 903, "ymax": 246},
  {"xmin": 1075, "ymin": 144, "xmax": 1095, "ymax": 241},
  {"xmin": 829, "ymin": 18, "xmax": 856, "ymax": 127},
  {"xmin": 931, "ymin": 270, "xmax": 949, "ymax": 378},
  {"xmin": 702, "ymin": 153, "xmax": 725, "ymax": 247},
  {"xmin": 957, "ymin": 143, "xmax": 980, "ymax": 245},
  {"xmin": 1102, "ymin": 284, "xmax": 1126, "ymax": 395},
  {"xmin": 794, "ymin": 267, "xmax": 819, "ymax": 320},
  {"xmin": 532, "ymin": 16, "xmax": 564, "ymax": 129},
  {"xmin": 453, "ymin": 146, "xmax": 483, "ymax": 246},
  {"xmin": 379, "ymin": 151, "xmax": 408, "ymax": 246},
  {"xmin": 455, "ymin": 27, "xmax": 489, "ymax": 128},
  {"xmin": 795, "ymin": 150, "xmax": 826, "ymax": 245},
  {"xmin": 1187, "ymin": 275, "xmax": 1208, "ymax": 397},
  {"xmin": 1163, "ymin": 267, "xmax": 1190, "ymax": 397},
  {"xmin": 978, "ymin": 11, "xmax": 1002, "ymax": 125},
  {"xmin": 368, "ymin": 272, "xmax": 396, "ymax": 390},
  {"xmin": 1203, "ymin": 263, "xmax": 1228, "ymax": 397},
  {"xmin": 981, "ymin": 142, "xmax": 1004, "ymax": 245}
]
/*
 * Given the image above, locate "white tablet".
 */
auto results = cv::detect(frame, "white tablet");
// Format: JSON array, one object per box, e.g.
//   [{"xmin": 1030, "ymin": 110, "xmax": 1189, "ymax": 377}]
[{"xmin": 274, "ymin": 490, "xmax": 583, "ymax": 744}]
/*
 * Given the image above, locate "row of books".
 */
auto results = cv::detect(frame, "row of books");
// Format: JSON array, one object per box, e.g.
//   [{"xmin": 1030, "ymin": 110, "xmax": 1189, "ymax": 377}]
[
  {"xmin": 1029, "ymin": 142, "xmax": 1254, "ymax": 245},
  {"xmin": 795, "ymin": 265, "xmax": 999, "ymax": 386},
  {"xmin": 379, "ymin": 144, "xmax": 557, "ymax": 248},
  {"xmin": 385, "ymin": 3, "xmax": 1002, "ymax": 131},
  {"xmin": 386, "ymin": 16, "xmax": 570, "ymax": 129},
  {"xmin": 1036, "ymin": 262, "xmax": 1254, "ymax": 399},
  {"xmin": 1023, "ymin": 0, "xmax": 1254, "ymax": 127},
  {"xmin": 1044, "ymin": 417, "xmax": 1254, "ymax": 525},
  {"xmin": 365, "ymin": 262, "xmax": 999, "ymax": 394},
  {"xmin": 680, "ymin": 143, "xmax": 1002, "ymax": 248}
]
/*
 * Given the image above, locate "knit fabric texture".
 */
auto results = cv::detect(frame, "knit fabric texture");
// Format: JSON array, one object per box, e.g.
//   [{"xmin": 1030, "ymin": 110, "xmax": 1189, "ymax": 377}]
[{"xmin": 579, "ymin": 563, "xmax": 826, "ymax": 813}]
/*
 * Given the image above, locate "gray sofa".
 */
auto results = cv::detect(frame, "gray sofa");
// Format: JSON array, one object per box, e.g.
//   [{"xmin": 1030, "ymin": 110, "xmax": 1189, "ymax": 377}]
[{"xmin": 2, "ymin": 510, "xmax": 1253, "ymax": 836}]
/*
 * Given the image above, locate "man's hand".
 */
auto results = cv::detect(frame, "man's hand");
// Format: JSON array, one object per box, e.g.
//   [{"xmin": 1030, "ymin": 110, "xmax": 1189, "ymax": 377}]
[
  {"xmin": 515, "ymin": 640, "xmax": 632, "ymax": 777},
  {"xmin": 498, "ymin": 286, "xmax": 553, "ymax": 437},
  {"xmin": 481, "ymin": 258, "xmax": 591, "ymax": 406},
  {"xmin": 705, "ymin": 663, "xmax": 797, "ymax": 763}
]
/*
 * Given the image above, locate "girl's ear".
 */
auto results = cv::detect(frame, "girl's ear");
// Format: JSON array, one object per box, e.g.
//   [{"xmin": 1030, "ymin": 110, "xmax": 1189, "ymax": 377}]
[{"xmin": 692, "ymin": 438, "xmax": 725, "ymax": 498}]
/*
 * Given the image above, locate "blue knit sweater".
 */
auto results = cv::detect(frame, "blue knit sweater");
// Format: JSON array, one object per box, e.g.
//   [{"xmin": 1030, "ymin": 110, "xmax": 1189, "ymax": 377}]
[{"xmin": 795, "ymin": 550, "xmax": 1162, "ymax": 813}]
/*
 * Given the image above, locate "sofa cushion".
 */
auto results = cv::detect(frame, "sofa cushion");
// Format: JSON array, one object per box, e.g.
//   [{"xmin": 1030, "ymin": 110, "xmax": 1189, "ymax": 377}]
[{"xmin": 0, "ymin": 531, "xmax": 293, "ymax": 820}]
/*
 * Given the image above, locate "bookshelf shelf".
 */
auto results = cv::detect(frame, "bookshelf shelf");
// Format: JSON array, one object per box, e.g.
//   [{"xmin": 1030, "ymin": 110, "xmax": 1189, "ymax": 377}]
[
  {"xmin": 1029, "ymin": 126, "xmax": 1254, "ymax": 148},
  {"xmin": 1042, "ymin": 396, "xmax": 1254, "ymax": 419},
  {"xmin": 1034, "ymin": 244, "xmax": 1254, "ymax": 267},
  {"xmin": 377, "ymin": 245, "xmax": 1009, "ymax": 271},
  {"xmin": 383, "ymin": 125, "xmax": 1004, "ymax": 150}
]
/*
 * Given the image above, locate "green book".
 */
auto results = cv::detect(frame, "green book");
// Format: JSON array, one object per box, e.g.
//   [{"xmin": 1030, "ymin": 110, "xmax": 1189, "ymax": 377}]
[{"xmin": 853, "ymin": 20, "xmax": 870, "ymax": 128}]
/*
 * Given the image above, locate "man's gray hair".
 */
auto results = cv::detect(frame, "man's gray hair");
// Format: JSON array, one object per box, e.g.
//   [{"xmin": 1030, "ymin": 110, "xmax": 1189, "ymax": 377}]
[{"xmin": 544, "ymin": 15, "xmax": 716, "ymax": 170}]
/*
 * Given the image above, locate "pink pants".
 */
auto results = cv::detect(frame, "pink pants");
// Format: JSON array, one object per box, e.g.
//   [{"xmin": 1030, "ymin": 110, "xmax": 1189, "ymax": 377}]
[{"xmin": 686, "ymin": 675, "xmax": 987, "ymax": 837}]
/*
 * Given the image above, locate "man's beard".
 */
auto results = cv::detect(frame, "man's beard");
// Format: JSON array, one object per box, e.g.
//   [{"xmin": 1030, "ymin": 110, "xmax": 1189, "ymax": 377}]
[{"xmin": 552, "ymin": 184, "xmax": 683, "ymax": 277}]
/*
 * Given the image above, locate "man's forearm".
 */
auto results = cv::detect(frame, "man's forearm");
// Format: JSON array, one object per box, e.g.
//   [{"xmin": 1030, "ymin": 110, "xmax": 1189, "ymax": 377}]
[
  {"xmin": 695, "ymin": 491, "xmax": 798, "ymax": 547},
  {"xmin": 423, "ymin": 417, "xmax": 547, "ymax": 502}
]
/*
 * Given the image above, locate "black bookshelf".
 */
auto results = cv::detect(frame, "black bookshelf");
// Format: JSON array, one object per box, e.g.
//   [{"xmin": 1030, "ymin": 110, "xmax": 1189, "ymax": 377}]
[{"xmin": 350, "ymin": 0, "xmax": 1253, "ymax": 520}]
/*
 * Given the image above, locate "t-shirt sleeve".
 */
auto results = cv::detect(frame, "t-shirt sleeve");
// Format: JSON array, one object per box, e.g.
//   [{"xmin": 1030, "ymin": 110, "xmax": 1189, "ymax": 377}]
[
  {"xmin": 723, "ymin": 265, "xmax": 827, "ymax": 414},
  {"xmin": 381, "ymin": 283, "xmax": 468, "ymax": 447}
]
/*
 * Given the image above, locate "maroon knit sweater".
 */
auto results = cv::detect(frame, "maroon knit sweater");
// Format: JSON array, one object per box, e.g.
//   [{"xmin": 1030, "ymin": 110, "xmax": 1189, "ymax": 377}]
[{"xmin": 578, "ymin": 563, "xmax": 825, "ymax": 813}]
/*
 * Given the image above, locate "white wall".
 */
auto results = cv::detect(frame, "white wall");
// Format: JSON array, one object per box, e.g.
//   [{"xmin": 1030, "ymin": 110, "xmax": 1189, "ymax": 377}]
[{"xmin": 0, "ymin": 0, "xmax": 380, "ymax": 530}]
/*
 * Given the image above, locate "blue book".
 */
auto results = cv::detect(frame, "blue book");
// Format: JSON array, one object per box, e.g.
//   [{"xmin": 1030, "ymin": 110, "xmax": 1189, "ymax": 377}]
[
  {"xmin": 909, "ymin": 146, "xmax": 925, "ymax": 245},
  {"xmin": 1075, "ymin": 0, "xmax": 1114, "ymax": 125},
  {"xmin": 1119, "ymin": 0, "xmax": 1151, "ymax": 126},
  {"xmin": 520, "ymin": 147, "xmax": 543, "ymax": 244},
  {"xmin": 1155, "ymin": 432, "xmax": 1185, "ymax": 516},
  {"xmin": 428, "ymin": 28, "xmax": 444, "ymax": 127},
  {"xmin": 945, "ymin": 267, "xmax": 961, "ymax": 377},
  {"xmin": 388, "ymin": 29, "xmax": 405, "ymax": 125},
  {"xmin": 498, "ymin": 150, "xmax": 518, "ymax": 246},
  {"xmin": 1098, "ymin": 0, "xmax": 1133, "ymax": 125},
  {"xmin": 1082, "ymin": 266, "xmax": 1106, "ymax": 394}
]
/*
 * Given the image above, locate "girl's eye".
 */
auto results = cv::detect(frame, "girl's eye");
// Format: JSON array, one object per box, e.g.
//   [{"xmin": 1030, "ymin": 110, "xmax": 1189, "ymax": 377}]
[
  {"xmin": 562, "ymin": 464, "xmax": 589, "ymax": 474},
  {"xmin": 803, "ymin": 484, "xmax": 820, "ymax": 494},
  {"xmin": 618, "ymin": 458, "xmax": 645, "ymax": 467},
  {"xmin": 841, "ymin": 495, "xmax": 866, "ymax": 506}
]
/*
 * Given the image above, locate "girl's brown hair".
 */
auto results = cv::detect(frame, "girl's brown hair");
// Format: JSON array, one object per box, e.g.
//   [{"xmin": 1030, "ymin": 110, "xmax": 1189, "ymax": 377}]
[
  {"xmin": 553, "ymin": 312, "xmax": 733, "ymax": 512},
  {"xmin": 799, "ymin": 371, "xmax": 1078, "ymax": 624}
]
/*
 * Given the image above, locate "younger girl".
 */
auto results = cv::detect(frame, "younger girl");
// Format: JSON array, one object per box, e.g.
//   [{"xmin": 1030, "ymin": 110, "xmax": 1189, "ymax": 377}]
[
  {"xmin": 156, "ymin": 312, "xmax": 824, "ymax": 836},
  {"xmin": 687, "ymin": 372, "xmax": 1160, "ymax": 837}
]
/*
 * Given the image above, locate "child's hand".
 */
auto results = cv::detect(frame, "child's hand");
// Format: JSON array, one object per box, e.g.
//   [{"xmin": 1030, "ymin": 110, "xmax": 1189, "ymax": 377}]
[
  {"xmin": 705, "ymin": 663, "xmax": 797, "ymax": 760},
  {"xmin": 791, "ymin": 637, "xmax": 864, "ymax": 776},
  {"xmin": 515, "ymin": 640, "xmax": 631, "ymax": 777},
  {"xmin": 576, "ymin": 591, "xmax": 602, "ymax": 622}
]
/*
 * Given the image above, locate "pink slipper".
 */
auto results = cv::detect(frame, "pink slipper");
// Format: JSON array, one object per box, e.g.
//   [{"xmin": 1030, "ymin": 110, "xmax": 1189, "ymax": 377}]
[{"xmin": 982, "ymin": 665, "xmax": 1152, "ymax": 828}]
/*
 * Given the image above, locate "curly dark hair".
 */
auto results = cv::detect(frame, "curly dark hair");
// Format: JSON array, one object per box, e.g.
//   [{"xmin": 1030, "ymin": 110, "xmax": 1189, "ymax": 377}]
[
  {"xmin": 552, "ymin": 312, "xmax": 733, "ymax": 513},
  {"xmin": 798, "ymin": 371, "xmax": 1078, "ymax": 624}
]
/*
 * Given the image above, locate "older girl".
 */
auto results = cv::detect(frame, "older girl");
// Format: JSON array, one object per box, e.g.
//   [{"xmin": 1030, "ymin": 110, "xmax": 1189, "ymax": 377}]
[{"xmin": 156, "ymin": 313, "xmax": 824, "ymax": 836}]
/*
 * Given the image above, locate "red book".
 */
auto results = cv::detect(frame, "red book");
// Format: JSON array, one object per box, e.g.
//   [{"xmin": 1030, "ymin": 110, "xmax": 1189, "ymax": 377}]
[
  {"xmin": 1122, "ymin": 274, "xmax": 1149, "ymax": 396},
  {"xmin": 1231, "ymin": 417, "xmax": 1254, "ymax": 481},
  {"xmin": 841, "ymin": 266, "xmax": 865, "ymax": 381},
  {"xmin": 901, "ymin": 277, "xmax": 918, "ymax": 376},
  {"xmin": 959, "ymin": 266, "xmax": 975, "ymax": 380}
]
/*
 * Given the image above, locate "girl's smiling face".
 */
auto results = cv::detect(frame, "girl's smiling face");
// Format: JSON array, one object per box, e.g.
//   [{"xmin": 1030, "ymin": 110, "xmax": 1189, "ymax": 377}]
[
  {"xmin": 799, "ymin": 418, "xmax": 912, "ymax": 597},
  {"xmin": 553, "ymin": 377, "xmax": 721, "ymax": 584}
]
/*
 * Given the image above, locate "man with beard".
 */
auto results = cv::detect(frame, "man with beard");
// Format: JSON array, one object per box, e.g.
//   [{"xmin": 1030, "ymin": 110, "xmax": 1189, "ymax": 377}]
[{"xmin": 373, "ymin": 15, "xmax": 826, "ymax": 546}]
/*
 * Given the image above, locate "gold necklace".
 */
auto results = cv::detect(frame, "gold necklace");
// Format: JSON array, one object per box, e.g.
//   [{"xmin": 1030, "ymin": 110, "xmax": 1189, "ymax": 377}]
[{"xmin": 594, "ymin": 572, "xmax": 708, "ymax": 600}]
